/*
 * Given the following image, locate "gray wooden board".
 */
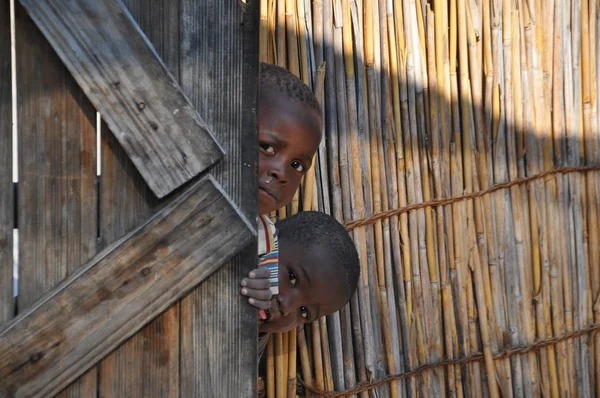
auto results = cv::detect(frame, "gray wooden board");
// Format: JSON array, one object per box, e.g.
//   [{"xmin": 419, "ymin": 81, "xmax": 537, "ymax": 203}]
[
  {"xmin": 14, "ymin": 5, "xmax": 100, "ymax": 396},
  {"xmin": 0, "ymin": 176, "xmax": 254, "ymax": 398},
  {"xmin": 15, "ymin": 2, "xmax": 98, "ymax": 315},
  {"xmin": 0, "ymin": 0, "xmax": 14, "ymax": 325},
  {"xmin": 93, "ymin": 2, "xmax": 181, "ymax": 395},
  {"xmin": 98, "ymin": 82, "xmax": 176, "ymax": 398},
  {"xmin": 18, "ymin": 0, "xmax": 224, "ymax": 198},
  {"xmin": 179, "ymin": 0, "xmax": 259, "ymax": 396}
]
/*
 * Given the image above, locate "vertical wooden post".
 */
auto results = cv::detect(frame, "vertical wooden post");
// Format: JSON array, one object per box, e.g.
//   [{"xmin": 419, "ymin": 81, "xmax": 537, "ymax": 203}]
[
  {"xmin": 179, "ymin": 0, "xmax": 259, "ymax": 396},
  {"xmin": 13, "ymin": 3, "xmax": 99, "ymax": 396},
  {"xmin": 0, "ymin": 0, "xmax": 14, "ymax": 326}
]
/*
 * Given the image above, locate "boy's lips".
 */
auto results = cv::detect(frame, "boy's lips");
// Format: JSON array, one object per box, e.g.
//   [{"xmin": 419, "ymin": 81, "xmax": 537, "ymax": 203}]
[
  {"xmin": 259, "ymin": 185, "xmax": 277, "ymax": 202},
  {"xmin": 260, "ymin": 298, "xmax": 281, "ymax": 323},
  {"xmin": 259, "ymin": 308, "xmax": 272, "ymax": 323}
]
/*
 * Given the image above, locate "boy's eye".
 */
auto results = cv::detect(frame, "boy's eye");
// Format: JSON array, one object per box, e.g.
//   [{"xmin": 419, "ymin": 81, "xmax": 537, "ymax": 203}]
[
  {"xmin": 289, "ymin": 271, "xmax": 297, "ymax": 286},
  {"xmin": 291, "ymin": 160, "xmax": 305, "ymax": 172},
  {"xmin": 300, "ymin": 306, "xmax": 310, "ymax": 320},
  {"xmin": 260, "ymin": 143, "xmax": 275, "ymax": 154}
]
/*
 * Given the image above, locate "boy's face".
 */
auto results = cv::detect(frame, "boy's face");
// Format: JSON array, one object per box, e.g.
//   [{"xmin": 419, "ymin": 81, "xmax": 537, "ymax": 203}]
[
  {"xmin": 258, "ymin": 93, "xmax": 322, "ymax": 215},
  {"xmin": 258, "ymin": 241, "xmax": 348, "ymax": 334}
]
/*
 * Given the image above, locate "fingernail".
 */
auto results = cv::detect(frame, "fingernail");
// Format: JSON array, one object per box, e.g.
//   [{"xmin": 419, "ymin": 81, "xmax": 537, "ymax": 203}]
[
  {"xmin": 249, "ymin": 272, "xmax": 255, "ymax": 278},
  {"xmin": 249, "ymin": 298, "xmax": 255, "ymax": 305},
  {"xmin": 240, "ymin": 280, "xmax": 247, "ymax": 287},
  {"xmin": 258, "ymin": 310, "xmax": 267, "ymax": 320},
  {"xmin": 241, "ymin": 288, "xmax": 247, "ymax": 295}
]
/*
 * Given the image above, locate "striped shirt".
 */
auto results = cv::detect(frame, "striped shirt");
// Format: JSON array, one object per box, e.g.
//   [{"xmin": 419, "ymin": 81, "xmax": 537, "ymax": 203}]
[
  {"xmin": 257, "ymin": 215, "xmax": 279, "ymax": 295},
  {"xmin": 257, "ymin": 215, "xmax": 278, "ymax": 361}
]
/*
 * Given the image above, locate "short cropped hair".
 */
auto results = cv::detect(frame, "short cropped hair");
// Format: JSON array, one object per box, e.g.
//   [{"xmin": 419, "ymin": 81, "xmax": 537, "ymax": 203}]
[
  {"xmin": 275, "ymin": 211, "xmax": 360, "ymax": 298},
  {"xmin": 259, "ymin": 62, "xmax": 322, "ymax": 120}
]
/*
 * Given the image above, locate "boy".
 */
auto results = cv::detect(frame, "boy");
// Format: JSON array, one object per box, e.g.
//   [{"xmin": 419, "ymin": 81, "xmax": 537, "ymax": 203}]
[
  {"xmin": 252, "ymin": 62, "xmax": 323, "ymax": 315},
  {"xmin": 241, "ymin": 211, "xmax": 360, "ymax": 357},
  {"xmin": 256, "ymin": 63, "xmax": 323, "ymax": 216}
]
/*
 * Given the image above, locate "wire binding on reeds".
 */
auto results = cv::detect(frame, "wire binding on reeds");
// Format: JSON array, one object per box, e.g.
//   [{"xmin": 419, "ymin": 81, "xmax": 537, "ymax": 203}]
[
  {"xmin": 302, "ymin": 322, "xmax": 600, "ymax": 397},
  {"xmin": 345, "ymin": 165, "xmax": 600, "ymax": 230}
]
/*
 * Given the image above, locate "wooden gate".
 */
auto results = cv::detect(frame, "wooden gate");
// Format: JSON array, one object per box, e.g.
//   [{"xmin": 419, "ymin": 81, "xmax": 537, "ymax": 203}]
[{"xmin": 0, "ymin": 0, "xmax": 259, "ymax": 396}]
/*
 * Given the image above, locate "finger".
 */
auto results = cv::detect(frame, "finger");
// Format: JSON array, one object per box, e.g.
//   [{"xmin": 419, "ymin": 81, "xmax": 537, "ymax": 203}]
[
  {"xmin": 240, "ymin": 287, "xmax": 272, "ymax": 301},
  {"xmin": 248, "ymin": 297, "xmax": 272, "ymax": 309},
  {"xmin": 247, "ymin": 267, "xmax": 271, "ymax": 279},
  {"xmin": 240, "ymin": 278, "xmax": 271, "ymax": 290}
]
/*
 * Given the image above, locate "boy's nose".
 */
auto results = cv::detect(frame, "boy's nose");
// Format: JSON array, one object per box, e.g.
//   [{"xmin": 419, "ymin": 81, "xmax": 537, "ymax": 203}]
[
  {"xmin": 269, "ymin": 168, "xmax": 287, "ymax": 184},
  {"xmin": 269, "ymin": 159, "xmax": 288, "ymax": 184},
  {"xmin": 276, "ymin": 295, "xmax": 292, "ymax": 317}
]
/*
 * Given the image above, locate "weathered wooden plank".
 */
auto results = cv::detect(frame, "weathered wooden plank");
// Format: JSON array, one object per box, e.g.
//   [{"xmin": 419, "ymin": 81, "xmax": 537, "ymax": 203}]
[
  {"xmin": 98, "ymin": 121, "xmax": 173, "ymax": 398},
  {"xmin": 98, "ymin": 303, "xmax": 180, "ymax": 398},
  {"xmin": 96, "ymin": 1, "xmax": 181, "ymax": 395},
  {"xmin": 179, "ymin": 0, "xmax": 259, "ymax": 396},
  {"xmin": 56, "ymin": 372, "xmax": 98, "ymax": 398},
  {"xmin": 14, "ymin": 6, "xmax": 100, "ymax": 396},
  {"xmin": 0, "ymin": 176, "xmax": 254, "ymax": 398},
  {"xmin": 18, "ymin": 0, "xmax": 224, "ymax": 198},
  {"xmin": 15, "ymin": 1, "xmax": 98, "ymax": 315},
  {"xmin": 0, "ymin": 0, "xmax": 14, "ymax": 325}
]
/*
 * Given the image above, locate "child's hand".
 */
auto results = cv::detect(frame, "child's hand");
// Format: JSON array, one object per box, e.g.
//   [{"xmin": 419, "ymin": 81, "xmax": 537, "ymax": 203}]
[{"xmin": 240, "ymin": 267, "xmax": 273, "ymax": 313}]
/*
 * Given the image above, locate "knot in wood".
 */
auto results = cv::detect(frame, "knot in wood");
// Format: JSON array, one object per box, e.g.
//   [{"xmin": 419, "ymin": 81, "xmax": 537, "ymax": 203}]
[
  {"xmin": 137, "ymin": 102, "xmax": 146, "ymax": 110},
  {"xmin": 140, "ymin": 267, "xmax": 151, "ymax": 276},
  {"xmin": 30, "ymin": 352, "xmax": 44, "ymax": 363}
]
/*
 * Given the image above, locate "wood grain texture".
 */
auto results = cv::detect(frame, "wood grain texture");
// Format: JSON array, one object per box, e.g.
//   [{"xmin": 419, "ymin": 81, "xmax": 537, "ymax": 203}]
[
  {"xmin": 96, "ymin": 1, "xmax": 180, "ymax": 394},
  {"xmin": 15, "ymin": 1, "xmax": 98, "ymax": 313},
  {"xmin": 97, "ymin": 125, "xmax": 178, "ymax": 398},
  {"xmin": 179, "ymin": 0, "xmax": 259, "ymax": 396},
  {"xmin": 98, "ymin": 303, "xmax": 179, "ymax": 398},
  {"xmin": 14, "ymin": 6, "xmax": 100, "ymax": 396},
  {"xmin": 18, "ymin": 0, "xmax": 224, "ymax": 198},
  {"xmin": 0, "ymin": 0, "xmax": 14, "ymax": 325},
  {"xmin": 0, "ymin": 176, "xmax": 254, "ymax": 398}
]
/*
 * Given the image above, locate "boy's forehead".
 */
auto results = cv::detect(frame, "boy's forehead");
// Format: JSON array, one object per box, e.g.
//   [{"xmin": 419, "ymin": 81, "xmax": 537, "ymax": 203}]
[
  {"xmin": 260, "ymin": 91, "xmax": 321, "ymax": 121},
  {"xmin": 286, "ymin": 244, "xmax": 343, "ymax": 284},
  {"xmin": 259, "ymin": 97, "xmax": 322, "ymax": 149}
]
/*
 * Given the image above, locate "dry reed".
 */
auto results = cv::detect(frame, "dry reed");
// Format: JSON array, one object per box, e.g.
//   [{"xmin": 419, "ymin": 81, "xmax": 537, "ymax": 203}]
[{"xmin": 258, "ymin": 0, "xmax": 600, "ymax": 396}]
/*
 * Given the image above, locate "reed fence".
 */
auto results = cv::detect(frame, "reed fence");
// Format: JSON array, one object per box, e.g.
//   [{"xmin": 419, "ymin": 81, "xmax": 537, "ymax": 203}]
[{"xmin": 259, "ymin": 0, "xmax": 600, "ymax": 396}]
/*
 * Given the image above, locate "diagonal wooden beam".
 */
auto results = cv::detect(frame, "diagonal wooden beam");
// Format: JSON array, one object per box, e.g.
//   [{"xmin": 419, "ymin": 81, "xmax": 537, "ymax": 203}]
[
  {"xmin": 0, "ymin": 176, "xmax": 255, "ymax": 398},
  {"xmin": 18, "ymin": 0, "xmax": 225, "ymax": 198}
]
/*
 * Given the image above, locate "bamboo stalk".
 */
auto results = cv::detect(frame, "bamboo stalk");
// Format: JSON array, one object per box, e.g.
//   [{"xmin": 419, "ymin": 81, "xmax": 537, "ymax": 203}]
[
  {"xmin": 343, "ymin": 4, "xmax": 369, "ymax": 398},
  {"xmin": 335, "ymin": 3, "xmax": 358, "ymax": 395},
  {"xmin": 287, "ymin": 329, "xmax": 297, "ymax": 397},
  {"xmin": 276, "ymin": 0, "xmax": 287, "ymax": 67},
  {"xmin": 311, "ymin": 320, "xmax": 325, "ymax": 391},
  {"xmin": 365, "ymin": 0, "xmax": 393, "ymax": 395},
  {"xmin": 268, "ymin": 0, "xmax": 277, "ymax": 63},
  {"xmin": 296, "ymin": 0, "xmax": 310, "ymax": 85},
  {"xmin": 275, "ymin": 333, "xmax": 286, "ymax": 398},
  {"xmin": 348, "ymin": 2, "xmax": 378, "ymax": 396},
  {"xmin": 286, "ymin": 0, "xmax": 300, "ymax": 76},
  {"xmin": 389, "ymin": 3, "xmax": 418, "ymax": 395},
  {"xmin": 548, "ymin": 2, "xmax": 572, "ymax": 395},
  {"xmin": 298, "ymin": 326, "xmax": 313, "ymax": 397},
  {"xmin": 360, "ymin": 1, "xmax": 389, "ymax": 392},
  {"xmin": 324, "ymin": 1, "xmax": 348, "ymax": 389},
  {"xmin": 319, "ymin": 317, "xmax": 334, "ymax": 391},
  {"xmin": 466, "ymin": 1, "xmax": 513, "ymax": 394},
  {"xmin": 378, "ymin": 1, "xmax": 403, "ymax": 397},
  {"xmin": 448, "ymin": 0, "xmax": 475, "ymax": 394},
  {"xmin": 261, "ymin": 0, "xmax": 269, "ymax": 62},
  {"xmin": 267, "ymin": 337, "xmax": 275, "ymax": 398},
  {"xmin": 432, "ymin": 0, "xmax": 463, "ymax": 395}
]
